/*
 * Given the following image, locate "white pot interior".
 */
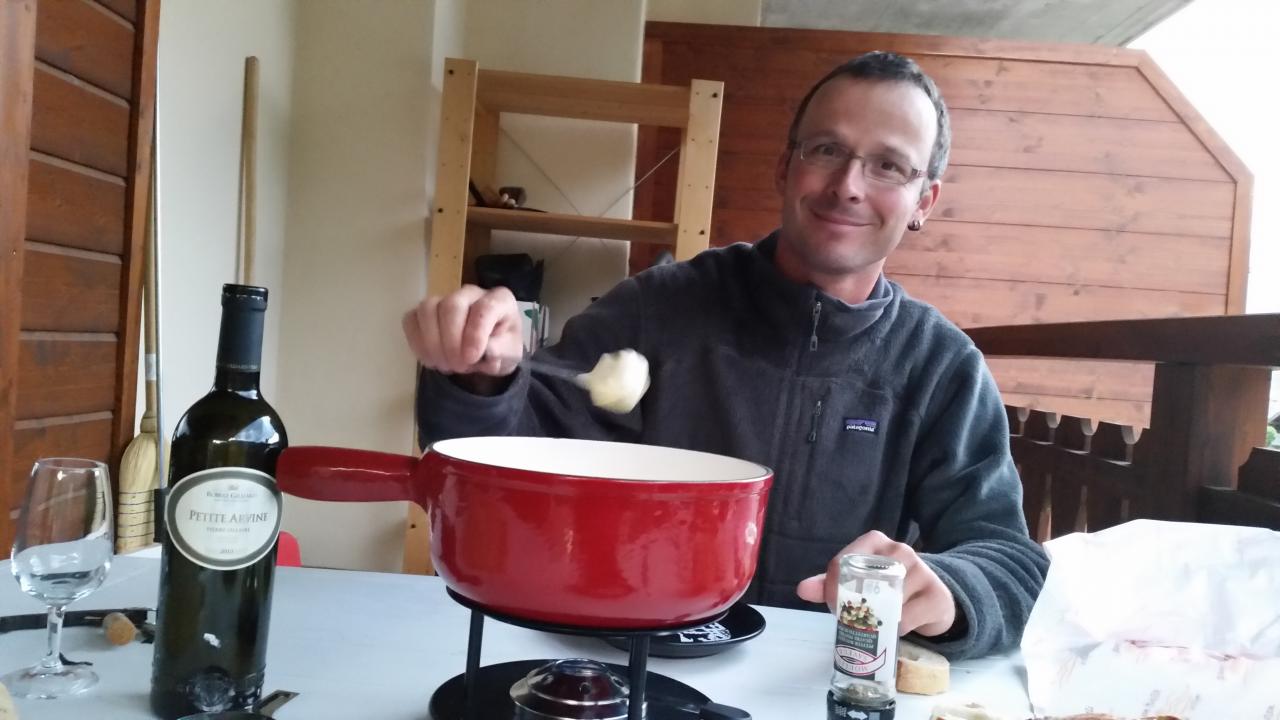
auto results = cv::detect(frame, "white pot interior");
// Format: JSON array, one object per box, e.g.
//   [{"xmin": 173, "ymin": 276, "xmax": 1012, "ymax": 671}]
[{"xmin": 430, "ymin": 437, "xmax": 769, "ymax": 483}]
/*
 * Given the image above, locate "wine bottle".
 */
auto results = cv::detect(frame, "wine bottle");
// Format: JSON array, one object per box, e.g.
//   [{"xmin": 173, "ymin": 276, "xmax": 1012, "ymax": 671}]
[{"xmin": 150, "ymin": 284, "xmax": 288, "ymax": 718}]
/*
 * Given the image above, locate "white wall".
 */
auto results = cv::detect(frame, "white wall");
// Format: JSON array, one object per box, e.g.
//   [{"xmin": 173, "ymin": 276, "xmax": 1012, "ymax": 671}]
[
  {"xmin": 275, "ymin": 0, "xmax": 655, "ymax": 569},
  {"xmin": 647, "ymin": 0, "xmax": 762, "ymax": 25},
  {"xmin": 155, "ymin": 1, "xmax": 297, "ymax": 450},
  {"xmin": 275, "ymin": 0, "xmax": 653, "ymax": 568},
  {"xmin": 274, "ymin": 0, "xmax": 463, "ymax": 572}
]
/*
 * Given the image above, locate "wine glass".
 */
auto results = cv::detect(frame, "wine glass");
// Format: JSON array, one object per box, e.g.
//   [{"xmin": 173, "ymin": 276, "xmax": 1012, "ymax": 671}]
[{"xmin": 2, "ymin": 458, "xmax": 114, "ymax": 698}]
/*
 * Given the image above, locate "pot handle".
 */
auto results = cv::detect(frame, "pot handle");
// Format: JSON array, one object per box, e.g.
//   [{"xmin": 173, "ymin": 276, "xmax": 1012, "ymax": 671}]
[{"xmin": 277, "ymin": 446, "xmax": 419, "ymax": 505}]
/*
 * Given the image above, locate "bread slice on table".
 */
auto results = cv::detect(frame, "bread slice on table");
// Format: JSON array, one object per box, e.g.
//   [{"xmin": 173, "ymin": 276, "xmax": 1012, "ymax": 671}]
[
  {"xmin": 1041, "ymin": 715, "xmax": 1183, "ymax": 719},
  {"xmin": 0, "ymin": 679, "xmax": 17, "ymax": 719},
  {"xmin": 897, "ymin": 639, "xmax": 950, "ymax": 695},
  {"xmin": 929, "ymin": 701, "xmax": 1009, "ymax": 719},
  {"xmin": 927, "ymin": 705, "xmax": 1183, "ymax": 720}
]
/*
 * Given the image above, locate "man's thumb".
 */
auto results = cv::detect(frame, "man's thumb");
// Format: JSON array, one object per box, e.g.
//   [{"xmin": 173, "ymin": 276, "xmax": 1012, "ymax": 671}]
[{"xmin": 796, "ymin": 573, "xmax": 828, "ymax": 605}]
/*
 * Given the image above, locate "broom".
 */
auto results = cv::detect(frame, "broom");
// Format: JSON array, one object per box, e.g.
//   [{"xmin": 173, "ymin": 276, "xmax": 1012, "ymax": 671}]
[{"xmin": 116, "ymin": 131, "xmax": 162, "ymax": 553}]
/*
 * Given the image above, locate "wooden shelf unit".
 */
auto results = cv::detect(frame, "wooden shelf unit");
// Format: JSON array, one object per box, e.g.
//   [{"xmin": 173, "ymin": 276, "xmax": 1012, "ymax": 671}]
[
  {"xmin": 425, "ymin": 57, "xmax": 724, "ymax": 299},
  {"xmin": 406, "ymin": 58, "xmax": 724, "ymax": 575}
]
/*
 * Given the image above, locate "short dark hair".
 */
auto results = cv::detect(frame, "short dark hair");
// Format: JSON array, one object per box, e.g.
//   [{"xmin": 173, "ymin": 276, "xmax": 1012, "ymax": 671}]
[{"xmin": 786, "ymin": 51, "xmax": 951, "ymax": 181}]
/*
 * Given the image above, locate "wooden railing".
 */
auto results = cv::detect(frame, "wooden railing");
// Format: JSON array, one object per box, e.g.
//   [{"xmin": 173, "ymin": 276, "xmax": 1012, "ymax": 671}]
[{"xmin": 968, "ymin": 314, "xmax": 1280, "ymax": 541}]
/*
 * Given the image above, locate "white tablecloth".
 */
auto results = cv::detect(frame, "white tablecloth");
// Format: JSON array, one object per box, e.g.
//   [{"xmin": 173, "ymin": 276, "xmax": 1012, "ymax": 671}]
[{"xmin": 0, "ymin": 555, "xmax": 1033, "ymax": 719}]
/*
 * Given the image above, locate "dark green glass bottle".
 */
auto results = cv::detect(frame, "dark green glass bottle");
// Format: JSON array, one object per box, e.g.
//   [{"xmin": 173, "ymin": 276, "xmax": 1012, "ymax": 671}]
[{"xmin": 150, "ymin": 284, "xmax": 288, "ymax": 718}]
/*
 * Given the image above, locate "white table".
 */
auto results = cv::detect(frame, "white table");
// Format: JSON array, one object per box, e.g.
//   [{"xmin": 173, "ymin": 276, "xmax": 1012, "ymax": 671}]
[{"xmin": 0, "ymin": 555, "xmax": 1034, "ymax": 719}]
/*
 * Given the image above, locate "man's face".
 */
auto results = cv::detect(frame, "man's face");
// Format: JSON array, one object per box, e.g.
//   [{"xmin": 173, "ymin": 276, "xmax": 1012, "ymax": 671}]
[{"xmin": 775, "ymin": 77, "xmax": 941, "ymax": 280}]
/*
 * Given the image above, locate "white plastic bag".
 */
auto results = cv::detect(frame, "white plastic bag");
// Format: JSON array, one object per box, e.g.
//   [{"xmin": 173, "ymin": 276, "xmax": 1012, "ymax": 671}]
[{"xmin": 1021, "ymin": 520, "xmax": 1280, "ymax": 719}]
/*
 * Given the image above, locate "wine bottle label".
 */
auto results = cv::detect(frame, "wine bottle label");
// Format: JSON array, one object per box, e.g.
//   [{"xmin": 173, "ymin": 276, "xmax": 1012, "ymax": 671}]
[{"xmin": 166, "ymin": 467, "xmax": 281, "ymax": 571}]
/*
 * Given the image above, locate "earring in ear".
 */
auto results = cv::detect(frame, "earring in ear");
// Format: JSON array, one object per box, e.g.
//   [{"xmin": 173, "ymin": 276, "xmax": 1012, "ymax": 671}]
[{"xmin": 908, "ymin": 220, "xmax": 923, "ymax": 231}]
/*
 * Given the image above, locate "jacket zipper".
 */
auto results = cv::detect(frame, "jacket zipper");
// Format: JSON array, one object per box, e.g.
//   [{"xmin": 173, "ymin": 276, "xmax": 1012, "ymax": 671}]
[
  {"xmin": 806, "ymin": 397, "xmax": 824, "ymax": 443},
  {"xmin": 809, "ymin": 300, "xmax": 822, "ymax": 351}
]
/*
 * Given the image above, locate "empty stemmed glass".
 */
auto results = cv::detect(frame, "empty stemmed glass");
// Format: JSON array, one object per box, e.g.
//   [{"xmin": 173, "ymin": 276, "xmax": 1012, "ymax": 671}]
[{"xmin": 2, "ymin": 458, "xmax": 114, "ymax": 699}]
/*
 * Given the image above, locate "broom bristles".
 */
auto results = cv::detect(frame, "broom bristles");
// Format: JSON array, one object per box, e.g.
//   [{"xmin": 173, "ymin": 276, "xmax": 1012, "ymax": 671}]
[{"xmin": 117, "ymin": 428, "xmax": 159, "ymax": 553}]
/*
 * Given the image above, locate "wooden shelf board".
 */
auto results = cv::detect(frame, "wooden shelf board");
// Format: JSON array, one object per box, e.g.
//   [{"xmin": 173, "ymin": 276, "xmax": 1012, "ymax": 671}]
[
  {"xmin": 477, "ymin": 68, "xmax": 691, "ymax": 128},
  {"xmin": 467, "ymin": 206, "xmax": 676, "ymax": 245}
]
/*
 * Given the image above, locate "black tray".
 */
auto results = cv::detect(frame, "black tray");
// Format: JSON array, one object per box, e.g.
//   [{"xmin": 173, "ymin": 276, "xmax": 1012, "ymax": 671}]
[{"xmin": 603, "ymin": 602, "xmax": 766, "ymax": 659}]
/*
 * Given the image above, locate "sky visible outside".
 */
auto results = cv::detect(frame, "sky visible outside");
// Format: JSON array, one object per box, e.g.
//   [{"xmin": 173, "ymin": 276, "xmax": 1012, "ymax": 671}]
[{"xmin": 1131, "ymin": 0, "xmax": 1280, "ymax": 423}]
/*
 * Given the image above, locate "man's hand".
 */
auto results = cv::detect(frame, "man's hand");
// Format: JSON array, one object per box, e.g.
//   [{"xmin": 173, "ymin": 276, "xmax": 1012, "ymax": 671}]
[
  {"xmin": 795, "ymin": 530, "xmax": 958, "ymax": 638},
  {"xmin": 402, "ymin": 285, "xmax": 525, "ymax": 387}
]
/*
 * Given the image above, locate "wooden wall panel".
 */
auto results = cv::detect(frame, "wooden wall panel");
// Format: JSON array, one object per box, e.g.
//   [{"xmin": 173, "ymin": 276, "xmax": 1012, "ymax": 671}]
[
  {"xmin": 947, "ymin": 110, "xmax": 1231, "ymax": 181},
  {"xmin": 20, "ymin": 243, "xmax": 122, "ymax": 332},
  {"xmin": 935, "ymin": 166, "xmax": 1234, "ymax": 238},
  {"xmin": 641, "ymin": 23, "xmax": 1248, "ymax": 428},
  {"xmin": 95, "ymin": 0, "xmax": 137, "ymax": 24},
  {"xmin": 3, "ymin": 0, "xmax": 154, "ymax": 549},
  {"xmin": 892, "ymin": 275, "xmax": 1223, "ymax": 327},
  {"xmin": 16, "ymin": 336, "xmax": 118, "ymax": 420},
  {"xmin": 31, "ymin": 64, "xmax": 131, "ymax": 176},
  {"xmin": 918, "ymin": 57, "xmax": 1176, "ymax": 121},
  {"xmin": 1228, "ymin": 180, "xmax": 1252, "ymax": 315},
  {"xmin": 1002, "ymin": 392, "xmax": 1151, "ymax": 429},
  {"xmin": 709, "ymin": 209, "xmax": 776, "ymax": 248},
  {"xmin": 679, "ymin": 166, "xmax": 1235, "ymax": 241},
  {"xmin": 986, "ymin": 359, "xmax": 1153, "ymax": 402},
  {"xmin": 630, "ymin": 37, "xmax": 665, "ymax": 276},
  {"xmin": 111, "ymin": 0, "xmax": 160, "ymax": 488},
  {"xmin": 718, "ymin": 106, "xmax": 1228, "ymax": 181},
  {"xmin": 1, "ymin": 0, "xmax": 38, "ymax": 554},
  {"xmin": 887, "ymin": 222, "xmax": 1230, "ymax": 295},
  {"xmin": 654, "ymin": 42, "xmax": 1179, "ymax": 122},
  {"xmin": 11, "ymin": 413, "xmax": 114, "ymax": 517},
  {"xmin": 26, "ymin": 156, "xmax": 127, "ymax": 253},
  {"xmin": 34, "ymin": 0, "xmax": 133, "ymax": 99},
  {"xmin": 1, "ymin": 0, "xmax": 157, "ymax": 549},
  {"xmin": 1134, "ymin": 56, "xmax": 1253, "ymax": 313},
  {"xmin": 703, "ymin": 158, "xmax": 1235, "ymax": 238}
]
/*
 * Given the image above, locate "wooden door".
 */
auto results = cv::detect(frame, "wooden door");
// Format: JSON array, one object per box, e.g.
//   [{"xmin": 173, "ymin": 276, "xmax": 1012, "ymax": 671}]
[{"xmin": 0, "ymin": 0, "xmax": 159, "ymax": 548}]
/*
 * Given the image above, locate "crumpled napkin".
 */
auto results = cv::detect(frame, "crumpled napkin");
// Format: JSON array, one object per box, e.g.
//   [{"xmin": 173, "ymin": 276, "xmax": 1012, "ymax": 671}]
[{"xmin": 1021, "ymin": 519, "xmax": 1280, "ymax": 719}]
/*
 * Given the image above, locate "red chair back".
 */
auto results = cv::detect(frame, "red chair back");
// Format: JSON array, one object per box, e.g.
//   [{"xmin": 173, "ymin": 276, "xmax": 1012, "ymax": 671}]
[{"xmin": 277, "ymin": 530, "xmax": 302, "ymax": 567}]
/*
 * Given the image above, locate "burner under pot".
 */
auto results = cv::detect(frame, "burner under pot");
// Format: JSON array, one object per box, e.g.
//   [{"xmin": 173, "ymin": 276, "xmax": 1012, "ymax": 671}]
[
  {"xmin": 428, "ymin": 658, "xmax": 752, "ymax": 720},
  {"xmin": 511, "ymin": 658, "xmax": 632, "ymax": 719}
]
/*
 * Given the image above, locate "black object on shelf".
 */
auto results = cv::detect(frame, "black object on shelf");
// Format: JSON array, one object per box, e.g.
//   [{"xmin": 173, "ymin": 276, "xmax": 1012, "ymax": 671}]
[{"xmin": 474, "ymin": 253, "xmax": 544, "ymax": 303}]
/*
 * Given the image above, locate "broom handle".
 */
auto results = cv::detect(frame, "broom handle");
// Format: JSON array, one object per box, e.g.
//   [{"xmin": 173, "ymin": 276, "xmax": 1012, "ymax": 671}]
[
  {"xmin": 152, "ymin": 105, "xmax": 168, "ymax": 486},
  {"xmin": 237, "ymin": 56, "xmax": 259, "ymax": 286},
  {"xmin": 141, "ymin": 135, "xmax": 159, "ymax": 435}
]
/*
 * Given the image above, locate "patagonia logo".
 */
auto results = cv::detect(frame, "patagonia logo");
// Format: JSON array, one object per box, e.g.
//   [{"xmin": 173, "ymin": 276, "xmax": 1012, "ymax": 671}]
[{"xmin": 844, "ymin": 418, "xmax": 878, "ymax": 434}]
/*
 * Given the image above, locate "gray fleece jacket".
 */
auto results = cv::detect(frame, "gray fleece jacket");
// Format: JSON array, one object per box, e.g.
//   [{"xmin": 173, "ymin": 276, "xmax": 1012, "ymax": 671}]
[{"xmin": 417, "ymin": 233, "xmax": 1048, "ymax": 659}]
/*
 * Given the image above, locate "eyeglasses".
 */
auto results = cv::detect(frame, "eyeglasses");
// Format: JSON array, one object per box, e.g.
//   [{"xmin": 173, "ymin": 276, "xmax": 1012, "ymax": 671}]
[{"xmin": 792, "ymin": 138, "xmax": 925, "ymax": 186}]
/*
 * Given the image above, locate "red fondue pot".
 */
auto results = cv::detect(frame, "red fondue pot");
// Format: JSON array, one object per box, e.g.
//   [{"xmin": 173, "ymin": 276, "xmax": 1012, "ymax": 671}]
[{"xmin": 276, "ymin": 437, "xmax": 773, "ymax": 629}]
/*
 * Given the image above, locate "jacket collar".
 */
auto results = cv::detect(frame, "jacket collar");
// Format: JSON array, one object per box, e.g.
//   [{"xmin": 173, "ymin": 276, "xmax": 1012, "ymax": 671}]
[{"xmin": 747, "ymin": 231, "xmax": 893, "ymax": 346}]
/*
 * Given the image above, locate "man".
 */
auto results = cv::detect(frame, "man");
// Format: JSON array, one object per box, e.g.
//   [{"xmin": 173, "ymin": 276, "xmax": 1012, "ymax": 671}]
[{"xmin": 403, "ymin": 52, "xmax": 1048, "ymax": 660}]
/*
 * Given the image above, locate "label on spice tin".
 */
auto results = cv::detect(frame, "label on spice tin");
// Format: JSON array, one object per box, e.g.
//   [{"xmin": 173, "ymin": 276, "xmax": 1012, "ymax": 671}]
[{"xmin": 833, "ymin": 582, "xmax": 901, "ymax": 683}]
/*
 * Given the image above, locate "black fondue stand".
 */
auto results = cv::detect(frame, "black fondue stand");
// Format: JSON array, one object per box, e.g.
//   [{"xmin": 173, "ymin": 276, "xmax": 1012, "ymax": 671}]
[{"xmin": 430, "ymin": 590, "xmax": 751, "ymax": 720}]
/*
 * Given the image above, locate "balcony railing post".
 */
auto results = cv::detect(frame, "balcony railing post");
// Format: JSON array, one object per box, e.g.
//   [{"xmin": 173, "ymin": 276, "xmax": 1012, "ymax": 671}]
[{"xmin": 1136, "ymin": 363, "xmax": 1271, "ymax": 521}]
